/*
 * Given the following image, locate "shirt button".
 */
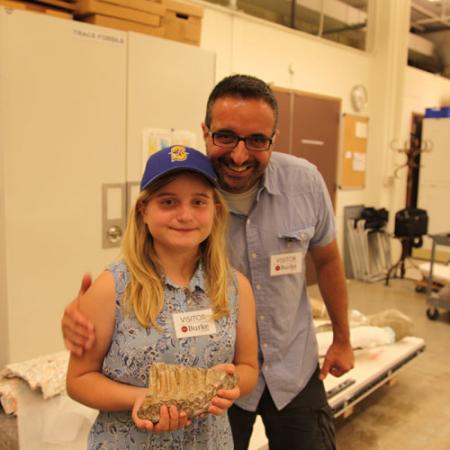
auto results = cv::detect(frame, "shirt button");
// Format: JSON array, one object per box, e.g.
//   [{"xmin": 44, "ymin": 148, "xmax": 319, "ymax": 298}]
[
  {"xmin": 260, "ymin": 315, "xmax": 265, "ymax": 320},
  {"xmin": 263, "ymin": 343, "xmax": 268, "ymax": 348},
  {"xmin": 251, "ymin": 253, "xmax": 257, "ymax": 259},
  {"xmin": 256, "ymin": 284, "xmax": 261, "ymax": 290},
  {"xmin": 247, "ymin": 218, "xmax": 251, "ymax": 225}
]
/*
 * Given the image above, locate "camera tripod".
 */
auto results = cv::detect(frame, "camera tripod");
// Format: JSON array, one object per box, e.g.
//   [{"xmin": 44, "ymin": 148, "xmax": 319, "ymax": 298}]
[{"xmin": 385, "ymin": 237, "xmax": 422, "ymax": 286}]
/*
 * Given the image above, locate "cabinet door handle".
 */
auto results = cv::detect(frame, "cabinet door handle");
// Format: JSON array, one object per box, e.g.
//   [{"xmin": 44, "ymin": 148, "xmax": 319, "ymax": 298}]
[
  {"xmin": 106, "ymin": 225, "xmax": 123, "ymax": 244},
  {"xmin": 102, "ymin": 183, "xmax": 126, "ymax": 249}
]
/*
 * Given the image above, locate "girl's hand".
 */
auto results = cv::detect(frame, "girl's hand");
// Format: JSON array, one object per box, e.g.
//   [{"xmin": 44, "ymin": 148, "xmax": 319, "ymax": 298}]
[
  {"xmin": 208, "ymin": 363, "xmax": 240, "ymax": 416},
  {"xmin": 132, "ymin": 391, "xmax": 191, "ymax": 432},
  {"xmin": 132, "ymin": 390, "xmax": 154, "ymax": 431},
  {"xmin": 153, "ymin": 405, "xmax": 191, "ymax": 432}
]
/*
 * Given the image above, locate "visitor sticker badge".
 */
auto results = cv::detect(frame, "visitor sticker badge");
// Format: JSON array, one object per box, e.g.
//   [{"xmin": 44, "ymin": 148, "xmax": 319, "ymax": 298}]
[
  {"xmin": 270, "ymin": 252, "xmax": 303, "ymax": 276},
  {"xmin": 173, "ymin": 308, "xmax": 217, "ymax": 338}
]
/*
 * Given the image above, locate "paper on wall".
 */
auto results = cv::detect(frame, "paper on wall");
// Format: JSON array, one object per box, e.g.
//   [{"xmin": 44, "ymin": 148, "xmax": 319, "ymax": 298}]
[
  {"xmin": 355, "ymin": 121, "xmax": 368, "ymax": 139},
  {"xmin": 352, "ymin": 152, "xmax": 366, "ymax": 172},
  {"xmin": 142, "ymin": 128, "xmax": 197, "ymax": 171}
]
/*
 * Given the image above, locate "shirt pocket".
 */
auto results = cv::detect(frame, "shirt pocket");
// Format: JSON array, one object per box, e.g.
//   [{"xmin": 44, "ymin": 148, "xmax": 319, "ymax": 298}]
[{"xmin": 277, "ymin": 226, "xmax": 315, "ymax": 252}]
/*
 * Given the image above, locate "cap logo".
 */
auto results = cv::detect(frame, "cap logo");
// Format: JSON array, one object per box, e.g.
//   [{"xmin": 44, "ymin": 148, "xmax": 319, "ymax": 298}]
[{"xmin": 170, "ymin": 145, "xmax": 189, "ymax": 162}]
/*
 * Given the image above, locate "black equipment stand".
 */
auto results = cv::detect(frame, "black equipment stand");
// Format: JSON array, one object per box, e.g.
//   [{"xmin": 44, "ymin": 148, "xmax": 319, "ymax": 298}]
[{"xmin": 385, "ymin": 237, "xmax": 414, "ymax": 286}]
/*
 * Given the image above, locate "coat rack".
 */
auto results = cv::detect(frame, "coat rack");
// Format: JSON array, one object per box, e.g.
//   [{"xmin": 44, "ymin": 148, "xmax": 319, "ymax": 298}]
[{"xmin": 390, "ymin": 137, "xmax": 433, "ymax": 178}]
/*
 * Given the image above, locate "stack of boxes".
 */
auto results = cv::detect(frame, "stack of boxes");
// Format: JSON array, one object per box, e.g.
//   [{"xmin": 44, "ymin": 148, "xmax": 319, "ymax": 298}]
[
  {"xmin": 76, "ymin": 0, "xmax": 166, "ymax": 38},
  {"xmin": 162, "ymin": 0, "xmax": 202, "ymax": 46},
  {"xmin": 76, "ymin": 0, "xmax": 203, "ymax": 45},
  {"xmin": 0, "ymin": 0, "xmax": 75, "ymax": 19},
  {"xmin": 0, "ymin": 0, "xmax": 203, "ymax": 45}
]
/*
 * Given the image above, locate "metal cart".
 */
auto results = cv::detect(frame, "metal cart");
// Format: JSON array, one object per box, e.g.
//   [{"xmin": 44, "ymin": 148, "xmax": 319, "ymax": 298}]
[{"xmin": 426, "ymin": 232, "xmax": 450, "ymax": 321}]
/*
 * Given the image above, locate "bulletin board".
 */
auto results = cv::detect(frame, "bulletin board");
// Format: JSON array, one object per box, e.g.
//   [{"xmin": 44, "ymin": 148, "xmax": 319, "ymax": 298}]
[{"xmin": 339, "ymin": 114, "xmax": 369, "ymax": 189}]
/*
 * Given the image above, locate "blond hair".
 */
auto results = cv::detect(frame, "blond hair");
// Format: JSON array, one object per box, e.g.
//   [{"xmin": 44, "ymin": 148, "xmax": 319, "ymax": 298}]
[{"xmin": 121, "ymin": 172, "xmax": 230, "ymax": 329}]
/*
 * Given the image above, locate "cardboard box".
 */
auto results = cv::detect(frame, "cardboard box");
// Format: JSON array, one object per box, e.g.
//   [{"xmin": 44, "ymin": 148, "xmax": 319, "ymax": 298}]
[
  {"xmin": 164, "ymin": 0, "xmax": 201, "ymax": 18},
  {"xmin": 162, "ymin": 0, "xmax": 202, "ymax": 46},
  {"xmin": 102, "ymin": 0, "xmax": 165, "ymax": 16},
  {"xmin": 83, "ymin": 13, "xmax": 164, "ymax": 38},
  {"xmin": 33, "ymin": 0, "xmax": 75, "ymax": 11},
  {"xmin": 76, "ymin": 0, "xmax": 163, "ymax": 26},
  {"xmin": 0, "ymin": 0, "xmax": 73, "ymax": 19},
  {"xmin": 425, "ymin": 107, "xmax": 450, "ymax": 118}
]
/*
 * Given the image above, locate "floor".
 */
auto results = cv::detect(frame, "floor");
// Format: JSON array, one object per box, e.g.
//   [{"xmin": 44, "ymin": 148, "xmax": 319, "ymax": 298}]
[
  {"xmin": 332, "ymin": 276, "xmax": 450, "ymax": 450},
  {"xmin": 0, "ymin": 412, "xmax": 17, "ymax": 450},
  {"xmin": 1, "ymin": 274, "xmax": 449, "ymax": 449}
]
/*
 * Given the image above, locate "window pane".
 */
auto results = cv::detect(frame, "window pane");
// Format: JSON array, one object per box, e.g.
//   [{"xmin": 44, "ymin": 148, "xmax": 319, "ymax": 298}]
[
  {"xmin": 409, "ymin": 0, "xmax": 448, "ymax": 76},
  {"xmin": 203, "ymin": 0, "xmax": 370, "ymax": 51},
  {"xmin": 206, "ymin": 0, "xmax": 230, "ymax": 6},
  {"xmin": 237, "ymin": 0, "xmax": 292, "ymax": 28},
  {"xmin": 316, "ymin": 0, "xmax": 368, "ymax": 50}
]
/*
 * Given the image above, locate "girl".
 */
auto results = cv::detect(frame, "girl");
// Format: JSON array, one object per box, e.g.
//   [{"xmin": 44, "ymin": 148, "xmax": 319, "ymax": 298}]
[{"xmin": 66, "ymin": 145, "xmax": 258, "ymax": 449}]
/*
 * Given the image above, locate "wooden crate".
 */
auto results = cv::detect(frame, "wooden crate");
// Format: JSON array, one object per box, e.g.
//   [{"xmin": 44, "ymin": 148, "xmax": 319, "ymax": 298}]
[
  {"xmin": 32, "ymin": 0, "xmax": 75, "ymax": 10},
  {"xmin": 162, "ymin": 0, "xmax": 202, "ymax": 46},
  {"xmin": 82, "ymin": 13, "xmax": 164, "ymax": 38},
  {"xmin": 75, "ymin": 0, "xmax": 165, "ymax": 27},
  {"xmin": 100, "ymin": 0, "xmax": 164, "ymax": 16},
  {"xmin": 0, "ymin": 0, "xmax": 73, "ymax": 19}
]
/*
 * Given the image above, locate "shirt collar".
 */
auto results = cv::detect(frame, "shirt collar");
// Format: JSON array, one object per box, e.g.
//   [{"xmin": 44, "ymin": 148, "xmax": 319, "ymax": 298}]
[
  {"xmin": 164, "ymin": 261, "xmax": 206, "ymax": 292},
  {"xmin": 261, "ymin": 159, "xmax": 280, "ymax": 196}
]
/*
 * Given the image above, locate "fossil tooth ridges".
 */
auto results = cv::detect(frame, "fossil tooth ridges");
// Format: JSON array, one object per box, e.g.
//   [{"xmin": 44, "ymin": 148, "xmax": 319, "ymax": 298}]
[{"xmin": 137, "ymin": 362, "xmax": 239, "ymax": 423}]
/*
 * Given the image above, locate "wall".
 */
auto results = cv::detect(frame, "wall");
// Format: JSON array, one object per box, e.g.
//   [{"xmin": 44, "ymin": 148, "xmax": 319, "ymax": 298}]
[
  {"xmin": 403, "ymin": 66, "xmax": 450, "ymax": 121},
  {"xmin": 0, "ymin": 130, "xmax": 8, "ymax": 368},
  {"xmin": 392, "ymin": 67, "xmax": 450, "ymax": 257},
  {"xmin": 398, "ymin": 67, "xmax": 450, "ymax": 215},
  {"xmin": 0, "ymin": 18, "xmax": 9, "ymax": 367},
  {"xmin": 367, "ymin": 0, "xmax": 410, "ymax": 226}
]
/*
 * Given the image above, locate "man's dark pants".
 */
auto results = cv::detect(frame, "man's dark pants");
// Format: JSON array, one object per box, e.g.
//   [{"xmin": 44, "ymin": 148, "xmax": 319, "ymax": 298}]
[{"xmin": 229, "ymin": 367, "xmax": 336, "ymax": 450}]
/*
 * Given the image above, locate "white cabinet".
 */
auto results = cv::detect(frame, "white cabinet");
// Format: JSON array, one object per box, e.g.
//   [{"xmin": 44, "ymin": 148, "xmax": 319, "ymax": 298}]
[
  {"xmin": 0, "ymin": 8, "xmax": 215, "ymax": 365},
  {"xmin": 127, "ymin": 32, "xmax": 215, "ymax": 181},
  {"xmin": 418, "ymin": 117, "xmax": 450, "ymax": 251}
]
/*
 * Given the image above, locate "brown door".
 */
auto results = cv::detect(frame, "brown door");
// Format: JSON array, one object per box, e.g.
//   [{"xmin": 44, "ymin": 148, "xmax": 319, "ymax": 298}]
[
  {"xmin": 273, "ymin": 89, "xmax": 292, "ymax": 153},
  {"xmin": 273, "ymin": 87, "xmax": 341, "ymax": 284}
]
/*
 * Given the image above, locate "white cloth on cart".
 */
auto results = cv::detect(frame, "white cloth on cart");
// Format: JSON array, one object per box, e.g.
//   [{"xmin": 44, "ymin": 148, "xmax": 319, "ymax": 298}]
[
  {"xmin": 313, "ymin": 304, "xmax": 413, "ymax": 357},
  {"xmin": 316, "ymin": 325, "xmax": 396, "ymax": 357},
  {"xmin": 17, "ymin": 384, "xmax": 97, "ymax": 450},
  {"xmin": 0, "ymin": 351, "xmax": 69, "ymax": 411},
  {"xmin": 0, "ymin": 351, "xmax": 97, "ymax": 449}
]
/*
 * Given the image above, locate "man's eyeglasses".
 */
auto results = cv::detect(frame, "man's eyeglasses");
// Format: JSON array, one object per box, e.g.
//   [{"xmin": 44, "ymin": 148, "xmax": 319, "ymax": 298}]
[{"xmin": 208, "ymin": 130, "xmax": 273, "ymax": 152}]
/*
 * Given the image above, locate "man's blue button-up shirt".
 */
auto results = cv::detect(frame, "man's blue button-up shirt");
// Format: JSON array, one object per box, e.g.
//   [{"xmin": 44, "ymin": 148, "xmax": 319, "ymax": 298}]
[{"xmin": 227, "ymin": 152, "xmax": 336, "ymax": 411}]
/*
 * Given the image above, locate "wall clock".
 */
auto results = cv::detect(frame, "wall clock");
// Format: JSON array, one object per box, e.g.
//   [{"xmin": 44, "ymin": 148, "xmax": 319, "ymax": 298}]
[{"xmin": 350, "ymin": 84, "xmax": 368, "ymax": 112}]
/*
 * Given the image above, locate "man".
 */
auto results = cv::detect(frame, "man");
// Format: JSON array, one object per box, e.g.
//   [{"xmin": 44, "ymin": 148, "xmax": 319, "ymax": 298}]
[{"xmin": 62, "ymin": 74, "xmax": 354, "ymax": 449}]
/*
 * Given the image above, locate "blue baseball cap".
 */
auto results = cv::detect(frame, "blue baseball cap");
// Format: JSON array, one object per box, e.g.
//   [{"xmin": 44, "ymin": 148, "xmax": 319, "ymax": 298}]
[{"xmin": 140, "ymin": 145, "xmax": 218, "ymax": 191}]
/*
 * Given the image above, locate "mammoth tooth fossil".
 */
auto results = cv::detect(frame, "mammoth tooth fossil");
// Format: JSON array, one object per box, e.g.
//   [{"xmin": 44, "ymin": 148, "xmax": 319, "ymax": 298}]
[{"xmin": 137, "ymin": 362, "xmax": 239, "ymax": 423}]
